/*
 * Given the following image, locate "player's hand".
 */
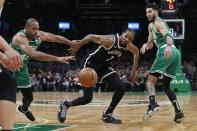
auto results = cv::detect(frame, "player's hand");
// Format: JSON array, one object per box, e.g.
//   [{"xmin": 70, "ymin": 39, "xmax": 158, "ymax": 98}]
[
  {"xmin": 69, "ymin": 40, "xmax": 82, "ymax": 55},
  {"xmin": 164, "ymin": 46, "xmax": 172, "ymax": 59},
  {"xmin": 56, "ymin": 56, "xmax": 75, "ymax": 64},
  {"xmin": 128, "ymin": 71, "xmax": 140, "ymax": 87},
  {"xmin": 0, "ymin": 53, "xmax": 10, "ymax": 69},
  {"xmin": 3, "ymin": 49, "xmax": 23, "ymax": 71},
  {"xmin": 140, "ymin": 43, "xmax": 148, "ymax": 54}
]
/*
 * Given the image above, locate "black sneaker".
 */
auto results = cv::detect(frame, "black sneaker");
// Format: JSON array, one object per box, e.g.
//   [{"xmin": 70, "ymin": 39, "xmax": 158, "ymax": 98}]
[
  {"xmin": 57, "ymin": 101, "xmax": 68, "ymax": 123},
  {"xmin": 102, "ymin": 112, "xmax": 122, "ymax": 124},
  {"xmin": 18, "ymin": 105, "xmax": 35, "ymax": 121},
  {"xmin": 143, "ymin": 103, "xmax": 161, "ymax": 120},
  {"xmin": 174, "ymin": 111, "xmax": 185, "ymax": 123}
]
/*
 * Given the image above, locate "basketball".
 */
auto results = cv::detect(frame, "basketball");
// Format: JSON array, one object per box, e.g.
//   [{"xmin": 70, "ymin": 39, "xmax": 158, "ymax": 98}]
[{"xmin": 78, "ymin": 67, "xmax": 98, "ymax": 88}]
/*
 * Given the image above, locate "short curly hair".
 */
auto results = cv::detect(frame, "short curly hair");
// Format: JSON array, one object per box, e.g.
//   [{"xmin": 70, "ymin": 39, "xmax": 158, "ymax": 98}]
[{"xmin": 146, "ymin": 3, "xmax": 159, "ymax": 11}]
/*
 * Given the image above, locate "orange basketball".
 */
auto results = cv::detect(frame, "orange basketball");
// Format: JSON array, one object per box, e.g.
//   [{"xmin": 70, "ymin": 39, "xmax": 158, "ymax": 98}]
[{"xmin": 78, "ymin": 67, "xmax": 98, "ymax": 88}]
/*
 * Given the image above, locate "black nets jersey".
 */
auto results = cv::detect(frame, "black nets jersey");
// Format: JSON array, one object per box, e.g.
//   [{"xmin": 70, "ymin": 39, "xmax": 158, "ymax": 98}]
[{"xmin": 82, "ymin": 33, "xmax": 127, "ymax": 69}]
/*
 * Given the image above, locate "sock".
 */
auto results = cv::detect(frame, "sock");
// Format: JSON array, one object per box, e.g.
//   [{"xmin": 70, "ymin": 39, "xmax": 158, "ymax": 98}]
[
  {"xmin": 105, "ymin": 107, "xmax": 115, "ymax": 114},
  {"xmin": 149, "ymin": 95, "xmax": 156, "ymax": 105},
  {"xmin": 172, "ymin": 100, "xmax": 181, "ymax": 113},
  {"xmin": 21, "ymin": 105, "xmax": 28, "ymax": 111},
  {"xmin": 22, "ymin": 99, "xmax": 32, "ymax": 111},
  {"xmin": 63, "ymin": 100, "xmax": 71, "ymax": 108}
]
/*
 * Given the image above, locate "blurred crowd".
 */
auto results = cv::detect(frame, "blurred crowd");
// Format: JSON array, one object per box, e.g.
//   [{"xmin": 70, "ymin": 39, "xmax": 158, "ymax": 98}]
[
  {"xmin": 183, "ymin": 51, "xmax": 197, "ymax": 91},
  {"xmin": 27, "ymin": 50, "xmax": 197, "ymax": 92}
]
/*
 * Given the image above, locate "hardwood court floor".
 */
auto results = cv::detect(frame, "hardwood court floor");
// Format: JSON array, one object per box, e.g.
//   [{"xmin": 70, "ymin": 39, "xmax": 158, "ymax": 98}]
[{"xmin": 14, "ymin": 92, "xmax": 197, "ymax": 131}]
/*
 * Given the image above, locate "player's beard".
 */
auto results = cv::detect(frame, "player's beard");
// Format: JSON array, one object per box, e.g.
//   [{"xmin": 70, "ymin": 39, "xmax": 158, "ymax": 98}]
[
  {"xmin": 148, "ymin": 15, "xmax": 155, "ymax": 23},
  {"xmin": 26, "ymin": 33, "xmax": 36, "ymax": 40}
]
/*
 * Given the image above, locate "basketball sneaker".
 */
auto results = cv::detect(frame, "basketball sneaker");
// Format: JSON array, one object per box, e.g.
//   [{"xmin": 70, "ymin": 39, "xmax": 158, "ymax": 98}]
[
  {"xmin": 143, "ymin": 103, "xmax": 161, "ymax": 120},
  {"xmin": 18, "ymin": 105, "xmax": 35, "ymax": 121},
  {"xmin": 173, "ymin": 111, "xmax": 185, "ymax": 123},
  {"xmin": 57, "ymin": 101, "xmax": 68, "ymax": 123},
  {"xmin": 102, "ymin": 112, "xmax": 122, "ymax": 124}
]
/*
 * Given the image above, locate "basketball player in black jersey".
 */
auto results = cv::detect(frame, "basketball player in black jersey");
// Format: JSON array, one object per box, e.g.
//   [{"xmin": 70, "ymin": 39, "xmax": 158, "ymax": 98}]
[
  {"xmin": 57, "ymin": 29, "xmax": 139, "ymax": 124},
  {"xmin": 0, "ymin": 0, "xmax": 23, "ymax": 130}
]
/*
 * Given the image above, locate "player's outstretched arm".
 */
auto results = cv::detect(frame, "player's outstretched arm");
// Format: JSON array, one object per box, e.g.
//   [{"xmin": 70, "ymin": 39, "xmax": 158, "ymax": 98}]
[
  {"xmin": 0, "ymin": 36, "xmax": 14, "ymax": 52},
  {"xmin": 68, "ymin": 34, "xmax": 101, "ymax": 55},
  {"xmin": 70, "ymin": 34, "xmax": 114, "ymax": 55},
  {"xmin": 39, "ymin": 31, "xmax": 72, "ymax": 47},
  {"xmin": 79, "ymin": 34, "xmax": 113, "ymax": 47},
  {"xmin": 79, "ymin": 34, "xmax": 102, "ymax": 46},
  {"xmin": 12, "ymin": 34, "xmax": 74, "ymax": 64}
]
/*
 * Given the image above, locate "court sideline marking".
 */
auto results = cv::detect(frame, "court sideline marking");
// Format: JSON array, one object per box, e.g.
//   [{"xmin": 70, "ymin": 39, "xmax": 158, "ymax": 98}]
[{"xmin": 14, "ymin": 117, "xmax": 49, "ymax": 130}]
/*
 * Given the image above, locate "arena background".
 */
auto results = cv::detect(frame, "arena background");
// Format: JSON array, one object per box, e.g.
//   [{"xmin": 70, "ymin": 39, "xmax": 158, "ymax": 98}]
[
  {"xmin": 1, "ymin": 0, "xmax": 196, "ymax": 92},
  {"xmin": 0, "ymin": 0, "xmax": 197, "ymax": 130}
]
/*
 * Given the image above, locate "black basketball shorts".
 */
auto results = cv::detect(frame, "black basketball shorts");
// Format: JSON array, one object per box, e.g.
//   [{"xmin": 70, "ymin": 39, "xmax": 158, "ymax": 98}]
[{"xmin": 0, "ymin": 65, "xmax": 17, "ymax": 103}]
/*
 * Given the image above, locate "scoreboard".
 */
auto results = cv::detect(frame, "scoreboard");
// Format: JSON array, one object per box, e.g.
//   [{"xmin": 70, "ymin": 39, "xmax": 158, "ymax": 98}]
[{"xmin": 161, "ymin": 0, "xmax": 177, "ymax": 13}]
